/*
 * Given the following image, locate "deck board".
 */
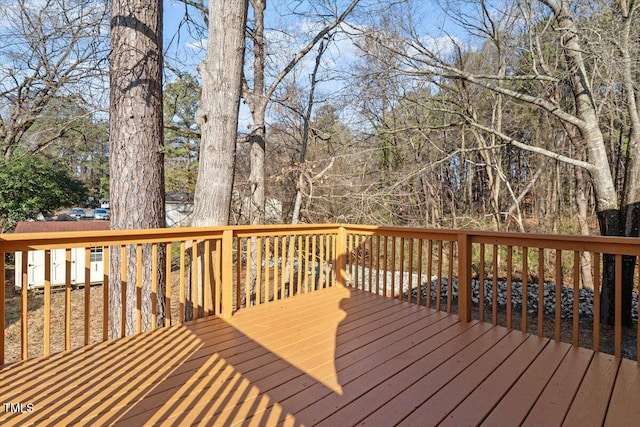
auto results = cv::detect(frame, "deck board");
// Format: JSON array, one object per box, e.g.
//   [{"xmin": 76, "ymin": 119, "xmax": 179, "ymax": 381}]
[
  {"xmin": 523, "ymin": 346, "xmax": 593, "ymax": 426},
  {"xmin": 0, "ymin": 286, "xmax": 637, "ymax": 426},
  {"xmin": 439, "ymin": 334, "xmax": 549, "ymax": 426}
]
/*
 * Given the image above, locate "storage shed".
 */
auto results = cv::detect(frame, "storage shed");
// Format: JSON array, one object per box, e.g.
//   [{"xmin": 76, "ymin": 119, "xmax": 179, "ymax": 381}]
[{"xmin": 13, "ymin": 221, "xmax": 110, "ymax": 290}]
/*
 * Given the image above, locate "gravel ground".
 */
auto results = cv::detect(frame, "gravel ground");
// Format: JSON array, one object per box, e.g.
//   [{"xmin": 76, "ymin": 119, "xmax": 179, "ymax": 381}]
[{"xmin": 350, "ymin": 268, "xmax": 639, "ymax": 360}]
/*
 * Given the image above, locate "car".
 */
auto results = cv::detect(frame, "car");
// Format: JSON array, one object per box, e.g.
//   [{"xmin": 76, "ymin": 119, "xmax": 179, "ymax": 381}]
[
  {"xmin": 94, "ymin": 208, "xmax": 110, "ymax": 220},
  {"xmin": 100, "ymin": 201, "xmax": 110, "ymax": 209},
  {"xmin": 69, "ymin": 208, "xmax": 86, "ymax": 219}
]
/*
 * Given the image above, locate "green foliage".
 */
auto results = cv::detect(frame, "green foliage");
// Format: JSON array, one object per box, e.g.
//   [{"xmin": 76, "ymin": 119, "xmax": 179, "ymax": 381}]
[
  {"xmin": 33, "ymin": 97, "xmax": 110, "ymax": 201},
  {"xmin": 0, "ymin": 155, "xmax": 87, "ymax": 232},
  {"xmin": 163, "ymin": 74, "xmax": 201, "ymax": 194}
]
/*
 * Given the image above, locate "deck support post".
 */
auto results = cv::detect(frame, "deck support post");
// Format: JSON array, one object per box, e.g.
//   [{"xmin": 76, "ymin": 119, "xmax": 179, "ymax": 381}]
[
  {"xmin": 221, "ymin": 229, "xmax": 234, "ymax": 318},
  {"xmin": 335, "ymin": 226, "xmax": 347, "ymax": 287},
  {"xmin": 457, "ymin": 232, "xmax": 472, "ymax": 322}
]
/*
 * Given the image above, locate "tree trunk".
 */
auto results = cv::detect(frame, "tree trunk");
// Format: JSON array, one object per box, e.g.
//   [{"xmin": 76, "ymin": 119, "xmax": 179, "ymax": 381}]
[
  {"xmin": 540, "ymin": 0, "xmax": 626, "ymax": 325},
  {"xmin": 109, "ymin": 0, "xmax": 165, "ymax": 336},
  {"xmin": 614, "ymin": 0, "xmax": 640, "ymax": 327},
  {"xmin": 574, "ymin": 166, "xmax": 594, "ymax": 289},
  {"xmin": 192, "ymin": 0, "xmax": 248, "ymax": 226}
]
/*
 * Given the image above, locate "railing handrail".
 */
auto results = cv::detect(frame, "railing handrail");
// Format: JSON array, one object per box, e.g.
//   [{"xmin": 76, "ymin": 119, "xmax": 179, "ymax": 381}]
[
  {"xmin": 344, "ymin": 225, "xmax": 640, "ymax": 255},
  {"xmin": 4, "ymin": 222, "xmax": 640, "ymax": 252},
  {"xmin": 0, "ymin": 226, "xmax": 225, "ymax": 251}
]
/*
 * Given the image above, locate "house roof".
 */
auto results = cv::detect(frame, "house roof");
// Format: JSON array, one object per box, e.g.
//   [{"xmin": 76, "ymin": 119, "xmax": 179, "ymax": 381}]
[{"xmin": 14, "ymin": 221, "xmax": 110, "ymax": 234}]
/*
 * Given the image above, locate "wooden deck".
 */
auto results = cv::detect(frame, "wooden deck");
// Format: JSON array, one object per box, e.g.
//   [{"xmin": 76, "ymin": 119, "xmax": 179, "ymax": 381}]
[{"xmin": 1, "ymin": 286, "xmax": 639, "ymax": 426}]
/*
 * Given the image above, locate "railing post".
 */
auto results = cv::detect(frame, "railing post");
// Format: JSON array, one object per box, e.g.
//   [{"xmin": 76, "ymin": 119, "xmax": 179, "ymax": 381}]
[
  {"xmin": 335, "ymin": 226, "xmax": 347, "ymax": 287},
  {"xmin": 221, "ymin": 229, "xmax": 234, "ymax": 318},
  {"xmin": 457, "ymin": 232, "xmax": 472, "ymax": 322}
]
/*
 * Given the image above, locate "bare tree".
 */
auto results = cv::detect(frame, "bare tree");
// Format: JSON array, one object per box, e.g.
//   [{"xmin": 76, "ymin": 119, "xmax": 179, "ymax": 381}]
[
  {"xmin": 242, "ymin": 0, "xmax": 361, "ymax": 225},
  {"xmin": 192, "ymin": 0, "xmax": 248, "ymax": 226},
  {"xmin": 361, "ymin": 0, "xmax": 637, "ymax": 324},
  {"xmin": 0, "ymin": 0, "xmax": 108, "ymax": 159},
  {"xmin": 109, "ymin": 0, "xmax": 166, "ymax": 335}
]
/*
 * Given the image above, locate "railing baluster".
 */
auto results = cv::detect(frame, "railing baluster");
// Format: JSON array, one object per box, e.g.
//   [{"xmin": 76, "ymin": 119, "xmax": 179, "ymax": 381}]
[
  {"xmin": 66, "ymin": 248, "xmax": 72, "ymax": 349},
  {"xmin": 417, "ymin": 239, "xmax": 423, "ymax": 306},
  {"xmin": 398, "ymin": 237, "xmax": 405, "ymax": 301},
  {"xmin": 236, "ymin": 236, "xmax": 242, "ymax": 308},
  {"xmin": 492, "ymin": 245, "xmax": 498, "ymax": 326},
  {"xmin": 391, "ymin": 236, "xmax": 396, "ymax": 299},
  {"xmin": 151, "ymin": 243, "xmax": 158, "ymax": 328},
  {"xmin": 408, "ymin": 238, "xmax": 414, "ymax": 302},
  {"xmin": 507, "ymin": 245, "xmax": 513, "ymax": 330},
  {"xmin": 193, "ymin": 241, "xmax": 200, "ymax": 319},
  {"xmin": 279, "ymin": 236, "xmax": 286, "ymax": 298},
  {"xmin": 347, "ymin": 234, "xmax": 352, "ymax": 287},
  {"xmin": 615, "ymin": 254, "xmax": 622, "ymax": 359},
  {"xmin": 265, "ymin": 237, "xmax": 271, "ymax": 301},
  {"xmin": 44, "ymin": 250, "xmax": 51, "ymax": 356},
  {"xmin": 399, "ymin": 237, "xmax": 405, "ymax": 302},
  {"xmin": 436, "ymin": 241, "xmax": 442, "ymax": 311},
  {"xmin": 179, "ymin": 241, "xmax": 186, "ymax": 322},
  {"xmin": 257, "ymin": 236, "xmax": 264, "ymax": 304},
  {"xmin": 296, "ymin": 235, "xmax": 302, "ymax": 294},
  {"xmin": 136, "ymin": 244, "xmax": 143, "ymax": 333},
  {"xmin": 383, "ymin": 236, "xmax": 388, "ymax": 297},
  {"xmin": 538, "ymin": 248, "xmax": 544, "ymax": 338},
  {"xmin": 120, "ymin": 245, "xmax": 127, "ymax": 338},
  {"xmin": 573, "ymin": 251, "xmax": 580, "ymax": 347},
  {"xmin": 311, "ymin": 235, "xmax": 317, "ymax": 291},
  {"xmin": 522, "ymin": 247, "xmax": 528, "ymax": 333},
  {"xmin": 203, "ymin": 240, "xmax": 211, "ymax": 316},
  {"xmin": 368, "ymin": 236, "xmax": 373, "ymax": 293},
  {"xmin": 303, "ymin": 235, "xmax": 309, "ymax": 293},
  {"xmin": 447, "ymin": 241, "xmax": 454, "ymax": 314},
  {"xmin": 326, "ymin": 234, "xmax": 332, "ymax": 288},
  {"xmin": 427, "ymin": 240, "xmax": 433, "ymax": 308},
  {"xmin": 245, "ymin": 237, "xmax": 252, "ymax": 307},
  {"xmin": 165, "ymin": 242, "xmax": 172, "ymax": 327},
  {"xmin": 555, "ymin": 249, "xmax": 562, "ymax": 342},
  {"xmin": 593, "ymin": 252, "xmax": 600, "ymax": 353},
  {"xmin": 332, "ymin": 234, "xmax": 338, "ymax": 286},
  {"xmin": 221, "ymin": 230, "xmax": 233, "ymax": 318},
  {"xmin": 479, "ymin": 243, "xmax": 485, "ymax": 323},
  {"xmin": 21, "ymin": 250, "xmax": 27, "ymax": 361},
  {"xmin": 85, "ymin": 247, "xmax": 92, "ymax": 343},
  {"xmin": 214, "ymin": 239, "xmax": 222, "ymax": 315},
  {"xmin": 289, "ymin": 235, "xmax": 296, "ymax": 293},
  {"xmin": 103, "ymin": 246, "xmax": 110, "ymax": 340},
  {"xmin": 273, "ymin": 236, "xmax": 279, "ymax": 300},
  {"xmin": 354, "ymin": 235, "xmax": 359, "ymax": 289}
]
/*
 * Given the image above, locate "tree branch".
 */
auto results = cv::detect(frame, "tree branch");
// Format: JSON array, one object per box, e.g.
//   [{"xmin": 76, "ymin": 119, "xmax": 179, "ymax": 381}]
[
  {"xmin": 468, "ymin": 121, "xmax": 594, "ymax": 170},
  {"xmin": 264, "ymin": 0, "xmax": 360, "ymax": 102}
]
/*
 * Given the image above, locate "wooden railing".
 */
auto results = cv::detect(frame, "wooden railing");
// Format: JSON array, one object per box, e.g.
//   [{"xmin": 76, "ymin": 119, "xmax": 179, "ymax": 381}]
[{"xmin": 2, "ymin": 224, "xmax": 640, "ymax": 366}]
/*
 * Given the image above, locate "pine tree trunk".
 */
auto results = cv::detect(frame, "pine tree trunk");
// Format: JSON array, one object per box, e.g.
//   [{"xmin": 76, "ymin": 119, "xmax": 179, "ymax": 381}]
[{"xmin": 109, "ymin": 0, "xmax": 166, "ymax": 336}]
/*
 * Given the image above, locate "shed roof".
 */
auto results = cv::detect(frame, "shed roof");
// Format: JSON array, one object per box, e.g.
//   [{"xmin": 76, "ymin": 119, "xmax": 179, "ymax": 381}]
[{"xmin": 14, "ymin": 221, "xmax": 110, "ymax": 234}]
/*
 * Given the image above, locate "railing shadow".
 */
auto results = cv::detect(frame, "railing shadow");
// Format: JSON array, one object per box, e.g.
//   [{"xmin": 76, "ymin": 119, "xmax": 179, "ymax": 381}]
[{"xmin": 0, "ymin": 288, "xmax": 352, "ymax": 425}]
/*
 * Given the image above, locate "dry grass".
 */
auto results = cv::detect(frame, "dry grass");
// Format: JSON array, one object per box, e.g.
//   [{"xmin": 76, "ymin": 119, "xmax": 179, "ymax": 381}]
[
  {"xmin": 3, "ymin": 270, "xmax": 186, "ymax": 366},
  {"xmin": 3, "ymin": 278, "xmax": 105, "ymax": 365}
]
